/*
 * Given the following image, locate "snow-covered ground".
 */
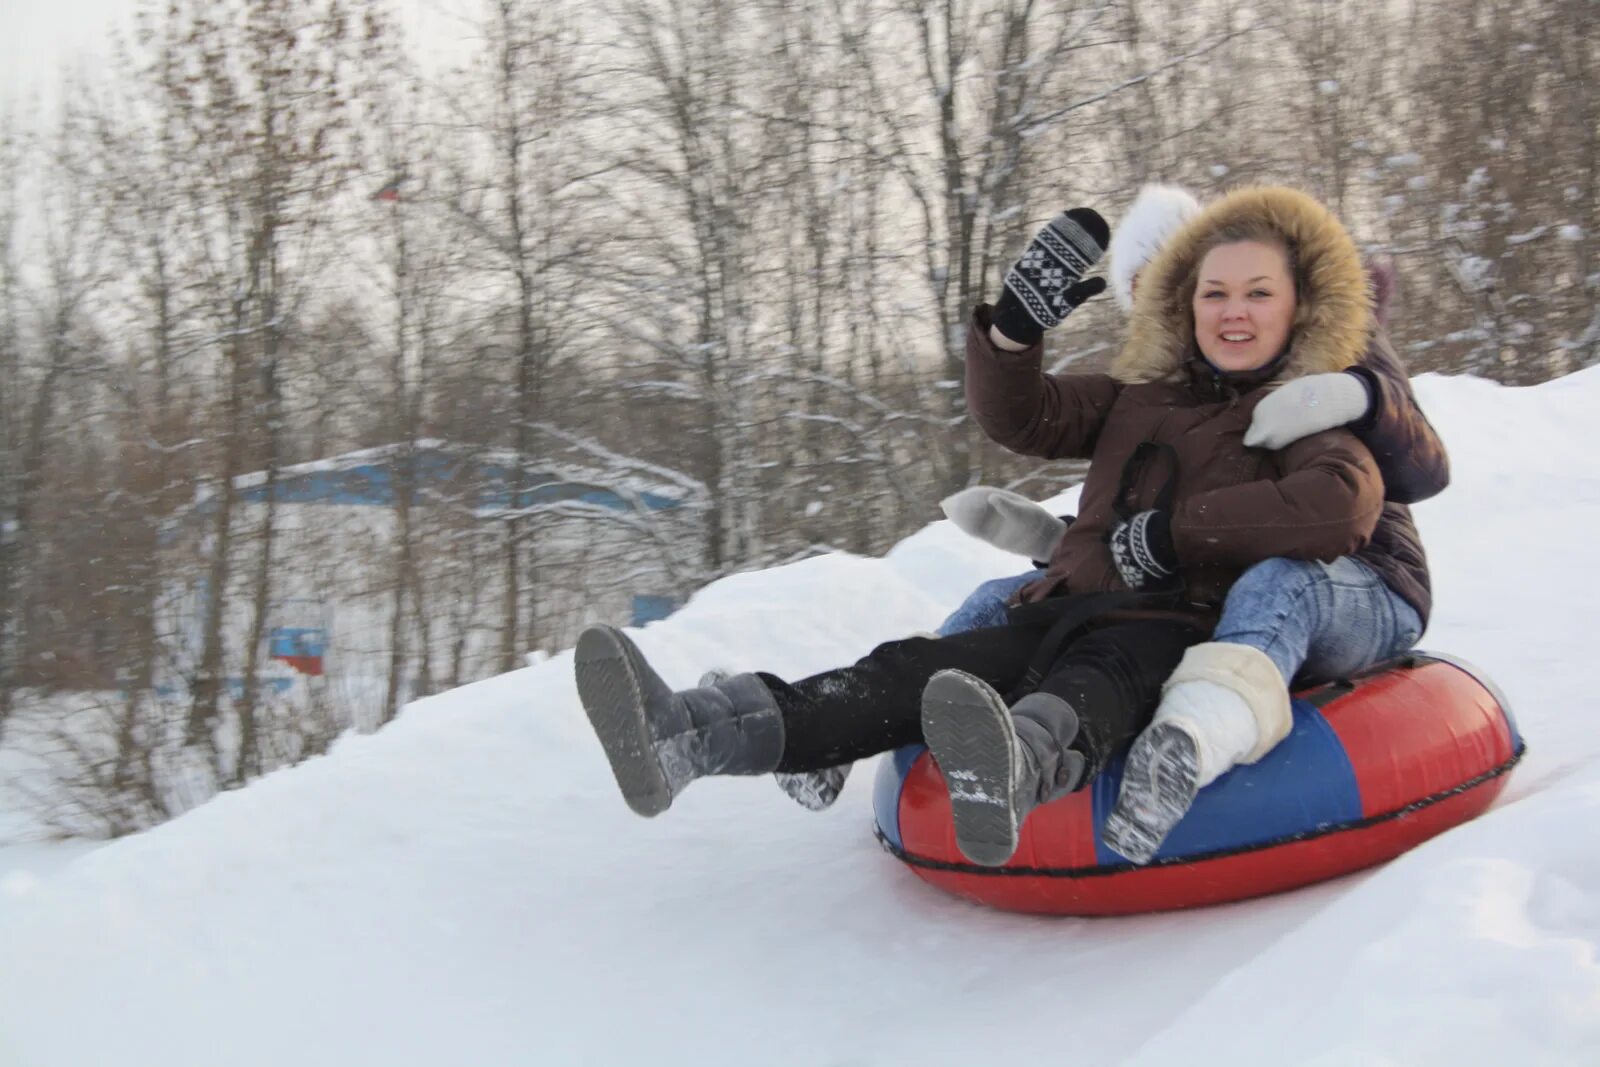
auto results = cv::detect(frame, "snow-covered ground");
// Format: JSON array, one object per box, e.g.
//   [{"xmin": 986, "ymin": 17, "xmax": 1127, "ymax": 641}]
[{"xmin": 3, "ymin": 367, "xmax": 1599, "ymax": 1067}]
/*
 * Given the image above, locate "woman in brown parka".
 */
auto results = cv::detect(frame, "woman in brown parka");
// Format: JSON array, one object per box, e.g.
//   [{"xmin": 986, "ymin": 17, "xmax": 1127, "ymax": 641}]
[{"xmin": 572, "ymin": 186, "xmax": 1410, "ymax": 870}]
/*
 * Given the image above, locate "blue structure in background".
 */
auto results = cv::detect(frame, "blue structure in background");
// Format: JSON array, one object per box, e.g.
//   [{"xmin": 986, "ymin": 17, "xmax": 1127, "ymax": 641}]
[
  {"xmin": 223, "ymin": 445, "xmax": 683, "ymax": 514},
  {"xmin": 177, "ymin": 445, "xmax": 689, "ymax": 686},
  {"xmin": 630, "ymin": 595, "xmax": 680, "ymax": 626},
  {"xmin": 269, "ymin": 626, "xmax": 328, "ymax": 677},
  {"xmin": 268, "ymin": 628, "xmax": 326, "ymax": 659},
  {"xmin": 153, "ymin": 677, "xmax": 295, "ymax": 699}
]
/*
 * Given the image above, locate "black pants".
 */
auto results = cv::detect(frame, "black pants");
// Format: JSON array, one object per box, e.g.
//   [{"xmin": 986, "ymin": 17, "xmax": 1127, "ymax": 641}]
[{"xmin": 766, "ymin": 614, "xmax": 1205, "ymax": 779}]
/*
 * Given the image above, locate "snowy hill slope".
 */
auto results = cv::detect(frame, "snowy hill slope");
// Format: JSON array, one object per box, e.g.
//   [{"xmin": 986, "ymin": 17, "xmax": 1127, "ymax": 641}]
[{"xmin": 2, "ymin": 368, "xmax": 1599, "ymax": 1067}]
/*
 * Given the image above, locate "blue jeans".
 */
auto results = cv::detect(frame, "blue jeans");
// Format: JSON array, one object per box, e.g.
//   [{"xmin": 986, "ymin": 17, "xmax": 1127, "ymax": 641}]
[
  {"xmin": 1212, "ymin": 557, "xmax": 1424, "ymax": 686},
  {"xmin": 941, "ymin": 558, "xmax": 1422, "ymax": 687},
  {"xmin": 937, "ymin": 569, "xmax": 1047, "ymax": 636}
]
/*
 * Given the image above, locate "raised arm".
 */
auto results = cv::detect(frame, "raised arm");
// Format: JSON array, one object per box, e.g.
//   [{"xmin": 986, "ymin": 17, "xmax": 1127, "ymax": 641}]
[
  {"xmin": 966, "ymin": 207, "xmax": 1121, "ymax": 460},
  {"xmin": 964, "ymin": 305, "xmax": 1121, "ymax": 460}
]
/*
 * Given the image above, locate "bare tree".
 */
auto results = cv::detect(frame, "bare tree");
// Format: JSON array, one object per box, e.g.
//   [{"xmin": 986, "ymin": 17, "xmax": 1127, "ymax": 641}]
[
  {"xmin": 6, "ymin": 103, "xmax": 113, "ymax": 694},
  {"xmin": 0, "ymin": 118, "xmax": 23, "ymax": 736},
  {"xmin": 600, "ymin": 0, "xmax": 776, "ymax": 576},
  {"xmin": 122, "ymin": 0, "xmax": 368, "ymax": 787},
  {"xmin": 440, "ymin": 0, "xmax": 611, "ymax": 668},
  {"xmin": 361, "ymin": 43, "xmax": 460, "ymax": 721},
  {"xmin": 1377, "ymin": 0, "xmax": 1597, "ymax": 380}
]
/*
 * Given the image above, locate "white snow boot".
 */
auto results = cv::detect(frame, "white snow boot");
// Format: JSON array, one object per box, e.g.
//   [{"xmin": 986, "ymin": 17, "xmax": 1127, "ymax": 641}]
[
  {"xmin": 1103, "ymin": 642, "xmax": 1290, "ymax": 864},
  {"xmin": 575, "ymin": 625, "xmax": 785, "ymax": 817},
  {"xmin": 920, "ymin": 670, "xmax": 1086, "ymax": 867}
]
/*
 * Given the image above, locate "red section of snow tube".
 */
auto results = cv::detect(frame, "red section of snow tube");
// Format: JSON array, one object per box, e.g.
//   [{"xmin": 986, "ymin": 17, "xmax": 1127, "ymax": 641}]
[{"xmin": 876, "ymin": 655, "xmax": 1522, "ymax": 916}]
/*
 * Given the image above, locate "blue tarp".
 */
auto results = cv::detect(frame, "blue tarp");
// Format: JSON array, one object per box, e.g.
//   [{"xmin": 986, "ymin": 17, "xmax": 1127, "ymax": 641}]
[{"xmin": 232, "ymin": 449, "xmax": 681, "ymax": 512}]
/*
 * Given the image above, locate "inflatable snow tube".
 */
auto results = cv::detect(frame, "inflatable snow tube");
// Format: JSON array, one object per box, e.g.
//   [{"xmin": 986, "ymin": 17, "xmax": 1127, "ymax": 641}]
[{"xmin": 872, "ymin": 653, "xmax": 1523, "ymax": 916}]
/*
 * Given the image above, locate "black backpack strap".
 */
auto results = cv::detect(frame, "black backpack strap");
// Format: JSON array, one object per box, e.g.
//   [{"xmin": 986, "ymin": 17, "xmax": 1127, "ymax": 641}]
[
  {"xmin": 1006, "ymin": 591, "xmax": 1172, "ymax": 699},
  {"xmin": 1113, "ymin": 441, "xmax": 1181, "ymax": 520}
]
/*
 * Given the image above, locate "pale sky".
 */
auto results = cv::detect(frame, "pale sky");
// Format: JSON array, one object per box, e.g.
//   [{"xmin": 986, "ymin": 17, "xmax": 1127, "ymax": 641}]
[
  {"xmin": 0, "ymin": 0, "xmax": 478, "ymax": 112},
  {"xmin": 0, "ymin": 0, "xmax": 136, "ymax": 108}
]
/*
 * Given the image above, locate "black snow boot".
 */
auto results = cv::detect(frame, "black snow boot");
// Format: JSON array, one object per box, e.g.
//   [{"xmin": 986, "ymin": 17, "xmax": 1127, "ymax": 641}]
[
  {"xmin": 575, "ymin": 625, "xmax": 785, "ymax": 817},
  {"xmin": 920, "ymin": 670, "xmax": 1087, "ymax": 866}
]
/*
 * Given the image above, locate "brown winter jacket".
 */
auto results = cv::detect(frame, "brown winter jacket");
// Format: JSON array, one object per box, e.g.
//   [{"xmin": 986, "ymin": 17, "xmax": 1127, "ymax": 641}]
[
  {"xmin": 1340, "ymin": 327, "xmax": 1444, "ymax": 623},
  {"xmin": 967, "ymin": 186, "xmax": 1436, "ymax": 624},
  {"xmin": 1349, "ymin": 257, "xmax": 1450, "ymax": 510}
]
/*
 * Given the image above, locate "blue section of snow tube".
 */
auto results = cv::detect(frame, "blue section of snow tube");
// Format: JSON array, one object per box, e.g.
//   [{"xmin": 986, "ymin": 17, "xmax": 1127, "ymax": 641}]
[
  {"xmin": 873, "ymin": 745, "xmax": 924, "ymax": 852},
  {"xmin": 1505, "ymin": 708, "xmax": 1524, "ymax": 753},
  {"xmin": 1090, "ymin": 696, "xmax": 1364, "ymax": 865}
]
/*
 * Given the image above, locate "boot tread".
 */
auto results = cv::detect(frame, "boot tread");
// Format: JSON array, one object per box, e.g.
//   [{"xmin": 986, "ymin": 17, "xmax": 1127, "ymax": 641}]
[
  {"xmin": 921, "ymin": 670, "xmax": 1023, "ymax": 868},
  {"xmin": 1103, "ymin": 721, "xmax": 1201, "ymax": 864},
  {"xmin": 575, "ymin": 626, "xmax": 674, "ymax": 817}
]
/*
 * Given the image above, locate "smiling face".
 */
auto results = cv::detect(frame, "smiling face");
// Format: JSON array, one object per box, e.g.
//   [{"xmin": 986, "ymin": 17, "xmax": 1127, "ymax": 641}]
[{"xmin": 1191, "ymin": 239, "xmax": 1297, "ymax": 372}]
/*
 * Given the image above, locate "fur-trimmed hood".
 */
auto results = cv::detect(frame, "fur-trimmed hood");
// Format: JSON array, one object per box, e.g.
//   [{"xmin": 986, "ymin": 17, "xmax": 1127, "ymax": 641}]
[{"xmin": 1110, "ymin": 186, "xmax": 1373, "ymax": 386}]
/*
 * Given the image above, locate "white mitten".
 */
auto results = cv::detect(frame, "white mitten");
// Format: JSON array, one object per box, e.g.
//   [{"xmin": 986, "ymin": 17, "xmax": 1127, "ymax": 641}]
[
  {"xmin": 940, "ymin": 486, "xmax": 1067, "ymax": 561},
  {"xmin": 1244, "ymin": 371, "xmax": 1372, "ymax": 449}
]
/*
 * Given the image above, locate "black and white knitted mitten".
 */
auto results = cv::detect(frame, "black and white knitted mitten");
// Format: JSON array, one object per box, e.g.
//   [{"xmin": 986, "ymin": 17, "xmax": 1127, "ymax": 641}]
[
  {"xmin": 993, "ymin": 207, "xmax": 1111, "ymax": 346},
  {"xmin": 1108, "ymin": 509, "xmax": 1178, "ymax": 591}
]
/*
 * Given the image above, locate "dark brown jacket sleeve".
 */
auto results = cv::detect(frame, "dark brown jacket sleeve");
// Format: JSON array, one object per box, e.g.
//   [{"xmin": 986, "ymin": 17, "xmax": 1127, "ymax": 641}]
[
  {"xmin": 1171, "ymin": 429, "xmax": 1385, "ymax": 566},
  {"xmin": 964, "ymin": 305, "xmax": 1121, "ymax": 460},
  {"xmin": 1346, "ymin": 331, "xmax": 1450, "ymax": 505}
]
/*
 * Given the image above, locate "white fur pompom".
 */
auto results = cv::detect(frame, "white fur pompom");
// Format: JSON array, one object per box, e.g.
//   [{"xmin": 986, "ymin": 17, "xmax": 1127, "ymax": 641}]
[{"xmin": 1109, "ymin": 184, "xmax": 1203, "ymax": 311}]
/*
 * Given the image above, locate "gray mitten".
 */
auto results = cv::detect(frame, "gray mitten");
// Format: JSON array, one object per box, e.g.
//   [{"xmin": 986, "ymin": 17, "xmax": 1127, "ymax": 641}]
[
  {"xmin": 1244, "ymin": 371, "xmax": 1372, "ymax": 449},
  {"xmin": 941, "ymin": 487, "xmax": 1068, "ymax": 562}
]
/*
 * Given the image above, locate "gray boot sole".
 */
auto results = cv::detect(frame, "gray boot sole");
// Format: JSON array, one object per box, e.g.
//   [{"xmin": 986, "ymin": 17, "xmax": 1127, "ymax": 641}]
[
  {"xmin": 574, "ymin": 626, "xmax": 674, "ymax": 817},
  {"xmin": 1102, "ymin": 721, "xmax": 1201, "ymax": 864},
  {"xmin": 921, "ymin": 670, "xmax": 1023, "ymax": 867}
]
